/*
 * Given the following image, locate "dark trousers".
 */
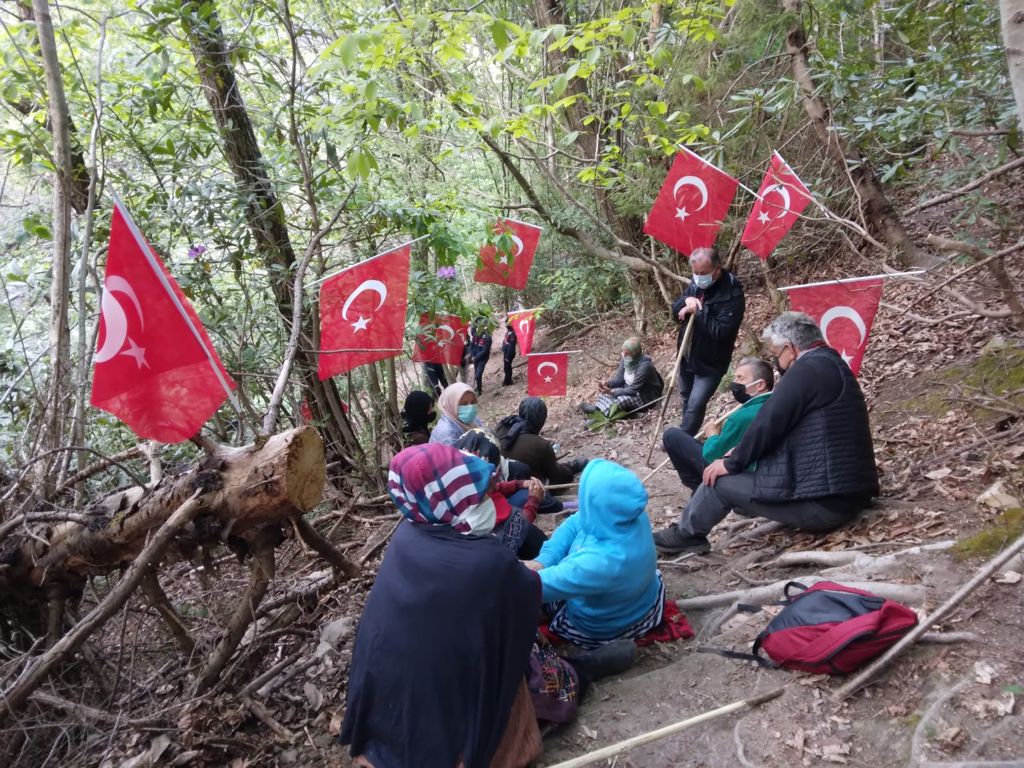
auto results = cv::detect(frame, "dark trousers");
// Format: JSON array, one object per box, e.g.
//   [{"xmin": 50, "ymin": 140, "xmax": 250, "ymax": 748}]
[
  {"xmin": 676, "ymin": 472, "xmax": 858, "ymax": 538},
  {"xmin": 678, "ymin": 362, "xmax": 724, "ymax": 435},
  {"xmin": 473, "ymin": 358, "xmax": 488, "ymax": 392},
  {"xmin": 502, "ymin": 356, "xmax": 514, "ymax": 385},
  {"xmin": 663, "ymin": 426, "xmax": 706, "ymax": 491},
  {"xmin": 424, "ymin": 363, "xmax": 448, "ymax": 397}
]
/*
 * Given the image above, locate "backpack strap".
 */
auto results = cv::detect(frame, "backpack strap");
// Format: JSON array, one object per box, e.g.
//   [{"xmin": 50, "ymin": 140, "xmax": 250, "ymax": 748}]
[
  {"xmin": 783, "ymin": 581, "xmax": 809, "ymax": 599},
  {"xmin": 696, "ymin": 643, "xmax": 777, "ymax": 668}
]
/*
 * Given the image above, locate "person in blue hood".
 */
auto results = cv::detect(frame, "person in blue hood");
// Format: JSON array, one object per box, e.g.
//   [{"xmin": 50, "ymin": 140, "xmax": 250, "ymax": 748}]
[{"xmin": 524, "ymin": 459, "xmax": 664, "ymax": 649}]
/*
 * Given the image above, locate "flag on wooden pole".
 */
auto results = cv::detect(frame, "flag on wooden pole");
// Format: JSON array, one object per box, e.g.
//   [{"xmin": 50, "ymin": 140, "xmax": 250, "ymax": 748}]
[
  {"xmin": 527, "ymin": 352, "xmax": 569, "ymax": 396},
  {"xmin": 508, "ymin": 308, "xmax": 538, "ymax": 355},
  {"xmin": 475, "ymin": 218, "xmax": 542, "ymax": 290},
  {"xmin": 412, "ymin": 314, "xmax": 468, "ymax": 365},
  {"xmin": 740, "ymin": 151, "xmax": 813, "ymax": 260}
]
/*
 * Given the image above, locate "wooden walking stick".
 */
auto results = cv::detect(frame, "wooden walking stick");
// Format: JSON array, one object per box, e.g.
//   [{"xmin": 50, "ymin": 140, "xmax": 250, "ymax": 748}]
[
  {"xmin": 644, "ymin": 315, "xmax": 695, "ymax": 465},
  {"xmin": 546, "ymin": 687, "xmax": 785, "ymax": 768},
  {"xmin": 641, "ymin": 402, "xmax": 745, "ymax": 482}
]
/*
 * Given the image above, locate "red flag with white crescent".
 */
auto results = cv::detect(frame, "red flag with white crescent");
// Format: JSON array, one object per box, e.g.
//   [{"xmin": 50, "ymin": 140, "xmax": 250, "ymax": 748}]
[
  {"xmin": 527, "ymin": 352, "xmax": 569, "ymax": 397},
  {"xmin": 786, "ymin": 278, "xmax": 883, "ymax": 376},
  {"xmin": 475, "ymin": 218, "xmax": 542, "ymax": 290},
  {"xmin": 90, "ymin": 200, "xmax": 236, "ymax": 443},
  {"xmin": 318, "ymin": 243, "xmax": 411, "ymax": 379},
  {"xmin": 741, "ymin": 152, "xmax": 813, "ymax": 260},
  {"xmin": 643, "ymin": 147, "xmax": 738, "ymax": 256},
  {"xmin": 412, "ymin": 314, "xmax": 468, "ymax": 365},
  {"xmin": 508, "ymin": 309, "xmax": 537, "ymax": 355}
]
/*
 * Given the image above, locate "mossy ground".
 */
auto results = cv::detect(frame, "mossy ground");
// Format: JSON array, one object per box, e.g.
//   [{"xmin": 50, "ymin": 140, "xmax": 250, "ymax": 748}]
[{"xmin": 953, "ymin": 507, "xmax": 1024, "ymax": 559}]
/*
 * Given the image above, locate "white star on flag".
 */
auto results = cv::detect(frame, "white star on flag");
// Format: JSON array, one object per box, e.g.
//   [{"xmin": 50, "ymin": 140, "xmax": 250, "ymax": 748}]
[
  {"xmin": 757, "ymin": 210, "xmax": 771, "ymax": 224},
  {"xmin": 675, "ymin": 207, "xmax": 690, "ymax": 222},
  {"xmin": 122, "ymin": 338, "xmax": 149, "ymax": 369},
  {"xmin": 544, "ymin": 376, "xmax": 552, "ymax": 383},
  {"xmin": 351, "ymin": 315, "xmax": 370, "ymax": 332}
]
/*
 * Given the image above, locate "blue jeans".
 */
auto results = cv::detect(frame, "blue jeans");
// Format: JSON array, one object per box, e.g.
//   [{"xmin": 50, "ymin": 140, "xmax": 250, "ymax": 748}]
[{"xmin": 677, "ymin": 362, "xmax": 724, "ymax": 435}]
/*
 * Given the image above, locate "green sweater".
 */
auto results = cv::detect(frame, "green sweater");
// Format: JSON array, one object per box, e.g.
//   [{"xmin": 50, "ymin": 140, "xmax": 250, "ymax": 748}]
[{"xmin": 701, "ymin": 392, "xmax": 772, "ymax": 462}]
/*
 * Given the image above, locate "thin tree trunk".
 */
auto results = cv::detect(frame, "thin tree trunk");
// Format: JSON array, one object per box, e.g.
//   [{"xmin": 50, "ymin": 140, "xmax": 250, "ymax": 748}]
[
  {"xmin": 782, "ymin": 0, "xmax": 924, "ymax": 267},
  {"xmin": 179, "ymin": 0, "xmax": 362, "ymax": 464},
  {"xmin": 31, "ymin": 0, "xmax": 73, "ymax": 499},
  {"xmin": 1003, "ymin": 0, "xmax": 1024, "ymax": 132}
]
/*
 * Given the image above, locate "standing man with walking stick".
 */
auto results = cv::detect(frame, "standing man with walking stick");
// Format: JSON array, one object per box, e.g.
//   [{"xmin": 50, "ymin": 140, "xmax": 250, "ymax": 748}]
[{"xmin": 671, "ymin": 246, "xmax": 745, "ymax": 435}]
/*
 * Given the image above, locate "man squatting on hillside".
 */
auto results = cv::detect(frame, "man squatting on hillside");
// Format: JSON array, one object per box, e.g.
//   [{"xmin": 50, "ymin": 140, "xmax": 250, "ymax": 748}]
[{"xmin": 654, "ymin": 312, "xmax": 879, "ymax": 555}]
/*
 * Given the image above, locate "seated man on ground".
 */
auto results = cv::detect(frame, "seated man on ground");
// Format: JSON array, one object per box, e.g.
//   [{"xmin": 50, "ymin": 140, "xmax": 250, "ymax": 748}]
[
  {"xmin": 653, "ymin": 312, "xmax": 879, "ymax": 555},
  {"xmin": 523, "ymin": 459, "xmax": 661, "ymax": 652},
  {"xmin": 495, "ymin": 397, "xmax": 588, "ymax": 485},
  {"xmin": 580, "ymin": 337, "xmax": 664, "ymax": 418},
  {"xmin": 662, "ymin": 357, "xmax": 774, "ymax": 492}
]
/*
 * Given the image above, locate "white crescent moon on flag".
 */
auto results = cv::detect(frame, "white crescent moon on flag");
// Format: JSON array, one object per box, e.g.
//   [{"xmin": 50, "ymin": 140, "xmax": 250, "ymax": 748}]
[
  {"xmin": 511, "ymin": 235, "xmax": 524, "ymax": 258},
  {"xmin": 341, "ymin": 280, "xmax": 388, "ymax": 320},
  {"xmin": 436, "ymin": 324, "xmax": 456, "ymax": 344},
  {"xmin": 537, "ymin": 361, "xmax": 559, "ymax": 376},
  {"xmin": 763, "ymin": 183, "xmax": 792, "ymax": 218},
  {"xmin": 672, "ymin": 175, "xmax": 709, "ymax": 211},
  {"xmin": 820, "ymin": 305, "xmax": 867, "ymax": 347},
  {"xmin": 95, "ymin": 276, "xmax": 145, "ymax": 363},
  {"xmin": 518, "ymin": 318, "xmax": 531, "ymax": 336}
]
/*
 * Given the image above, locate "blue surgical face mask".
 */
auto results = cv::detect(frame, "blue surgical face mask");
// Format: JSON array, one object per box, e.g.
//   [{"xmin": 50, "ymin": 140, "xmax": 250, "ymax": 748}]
[
  {"xmin": 692, "ymin": 273, "xmax": 715, "ymax": 290},
  {"xmin": 457, "ymin": 404, "xmax": 478, "ymax": 424}
]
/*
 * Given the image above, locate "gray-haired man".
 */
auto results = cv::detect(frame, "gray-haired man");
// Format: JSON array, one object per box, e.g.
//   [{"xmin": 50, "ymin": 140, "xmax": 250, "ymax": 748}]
[{"xmin": 654, "ymin": 312, "xmax": 878, "ymax": 554}]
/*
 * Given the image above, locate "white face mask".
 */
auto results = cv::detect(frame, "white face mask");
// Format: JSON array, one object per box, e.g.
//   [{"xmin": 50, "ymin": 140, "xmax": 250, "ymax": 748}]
[
  {"xmin": 692, "ymin": 273, "xmax": 715, "ymax": 290},
  {"xmin": 454, "ymin": 496, "xmax": 497, "ymax": 535}
]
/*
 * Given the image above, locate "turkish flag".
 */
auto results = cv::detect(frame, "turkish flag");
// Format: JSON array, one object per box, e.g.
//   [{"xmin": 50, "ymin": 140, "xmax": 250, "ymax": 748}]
[
  {"xmin": 508, "ymin": 310, "xmax": 537, "ymax": 355},
  {"xmin": 786, "ymin": 277, "xmax": 883, "ymax": 376},
  {"xmin": 527, "ymin": 352, "xmax": 569, "ymax": 397},
  {"xmin": 643, "ymin": 146, "xmax": 738, "ymax": 256},
  {"xmin": 318, "ymin": 243, "xmax": 411, "ymax": 379},
  {"xmin": 90, "ymin": 201, "xmax": 236, "ymax": 443},
  {"xmin": 474, "ymin": 218, "xmax": 542, "ymax": 290},
  {"xmin": 412, "ymin": 314, "xmax": 467, "ymax": 365},
  {"xmin": 741, "ymin": 152, "xmax": 813, "ymax": 260}
]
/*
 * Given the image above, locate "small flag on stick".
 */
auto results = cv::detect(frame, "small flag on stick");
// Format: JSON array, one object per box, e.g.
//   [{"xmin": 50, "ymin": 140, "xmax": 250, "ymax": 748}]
[
  {"xmin": 527, "ymin": 352, "xmax": 569, "ymax": 397},
  {"xmin": 475, "ymin": 218, "xmax": 542, "ymax": 290},
  {"xmin": 412, "ymin": 314, "xmax": 468, "ymax": 365},
  {"xmin": 740, "ymin": 151, "xmax": 813, "ymax": 260},
  {"xmin": 508, "ymin": 308, "xmax": 539, "ymax": 355}
]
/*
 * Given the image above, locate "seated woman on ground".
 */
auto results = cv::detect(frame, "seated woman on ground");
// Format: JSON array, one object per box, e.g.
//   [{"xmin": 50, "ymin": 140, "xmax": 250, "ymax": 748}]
[
  {"xmin": 523, "ymin": 459, "xmax": 664, "ymax": 650},
  {"xmin": 455, "ymin": 430, "xmax": 548, "ymax": 560},
  {"xmin": 400, "ymin": 390, "xmax": 436, "ymax": 447},
  {"xmin": 579, "ymin": 337, "xmax": 664, "ymax": 418},
  {"xmin": 429, "ymin": 382, "xmax": 484, "ymax": 446},
  {"xmin": 339, "ymin": 443, "xmax": 544, "ymax": 767},
  {"xmin": 495, "ymin": 397, "xmax": 588, "ymax": 485}
]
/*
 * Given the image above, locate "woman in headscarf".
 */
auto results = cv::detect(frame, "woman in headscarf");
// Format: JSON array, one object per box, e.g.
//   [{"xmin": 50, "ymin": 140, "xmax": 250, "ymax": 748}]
[
  {"xmin": 429, "ymin": 382, "xmax": 484, "ymax": 446},
  {"xmin": 580, "ymin": 337, "xmax": 664, "ymax": 418},
  {"xmin": 400, "ymin": 390, "xmax": 436, "ymax": 447},
  {"xmin": 495, "ymin": 397, "xmax": 588, "ymax": 485},
  {"xmin": 455, "ymin": 430, "xmax": 548, "ymax": 559},
  {"xmin": 523, "ymin": 459, "xmax": 663, "ymax": 651},
  {"xmin": 340, "ymin": 443, "xmax": 543, "ymax": 767}
]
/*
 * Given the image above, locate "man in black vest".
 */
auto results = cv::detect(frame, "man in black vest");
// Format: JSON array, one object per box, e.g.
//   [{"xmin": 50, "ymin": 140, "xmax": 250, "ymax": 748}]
[
  {"xmin": 671, "ymin": 246, "xmax": 745, "ymax": 435},
  {"xmin": 653, "ymin": 312, "xmax": 879, "ymax": 555}
]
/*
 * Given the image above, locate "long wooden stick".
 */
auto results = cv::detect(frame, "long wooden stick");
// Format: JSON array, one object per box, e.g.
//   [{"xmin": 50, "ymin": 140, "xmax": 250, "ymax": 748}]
[
  {"xmin": 644, "ymin": 315, "xmax": 694, "ymax": 465},
  {"xmin": 834, "ymin": 530, "xmax": 1024, "ymax": 701},
  {"xmin": 641, "ymin": 403, "xmax": 745, "ymax": 483},
  {"xmin": 544, "ymin": 482, "xmax": 579, "ymax": 491},
  {"xmin": 546, "ymin": 687, "xmax": 784, "ymax": 768}
]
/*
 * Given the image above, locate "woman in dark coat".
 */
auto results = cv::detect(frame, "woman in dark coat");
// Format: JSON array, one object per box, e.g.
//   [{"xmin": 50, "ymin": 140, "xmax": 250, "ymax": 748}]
[
  {"xmin": 581, "ymin": 337, "xmax": 664, "ymax": 417},
  {"xmin": 400, "ymin": 390, "xmax": 436, "ymax": 446},
  {"xmin": 495, "ymin": 397, "xmax": 587, "ymax": 485}
]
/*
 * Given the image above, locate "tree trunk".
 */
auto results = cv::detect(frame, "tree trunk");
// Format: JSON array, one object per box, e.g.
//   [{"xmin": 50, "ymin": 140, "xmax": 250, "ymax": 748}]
[
  {"xmin": 0, "ymin": 427, "xmax": 328, "ymax": 598},
  {"xmin": 31, "ymin": 0, "xmax": 73, "ymax": 498},
  {"xmin": 1003, "ymin": 0, "xmax": 1024, "ymax": 132},
  {"xmin": 179, "ymin": 0, "xmax": 362, "ymax": 464},
  {"xmin": 782, "ymin": 0, "xmax": 925, "ymax": 267}
]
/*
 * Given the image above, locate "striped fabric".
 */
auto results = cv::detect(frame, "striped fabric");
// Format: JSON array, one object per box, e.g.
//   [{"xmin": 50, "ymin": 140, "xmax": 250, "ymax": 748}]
[
  {"xmin": 595, "ymin": 393, "xmax": 643, "ymax": 417},
  {"xmin": 388, "ymin": 443, "xmax": 495, "ymax": 533},
  {"xmin": 546, "ymin": 573, "xmax": 667, "ymax": 649}
]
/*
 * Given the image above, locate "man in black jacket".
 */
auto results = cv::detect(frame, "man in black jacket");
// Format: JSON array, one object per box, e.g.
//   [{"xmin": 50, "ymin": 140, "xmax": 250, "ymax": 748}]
[
  {"xmin": 501, "ymin": 321, "xmax": 517, "ymax": 386},
  {"xmin": 671, "ymin": 246, "xmax": 745, "ymax": 435},
  {"xmin": 654, "ymin": 312, "xmax": 879, "ymax": 555},
  {"xmin": 468, "ymin": 318, "xmax": 492, "ymax": 396}
]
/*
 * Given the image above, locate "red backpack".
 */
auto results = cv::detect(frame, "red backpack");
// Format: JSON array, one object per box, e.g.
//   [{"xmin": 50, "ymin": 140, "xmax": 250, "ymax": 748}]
[{"xmin": 702, "ymin": 581, "xmax": 919, "ymax": 675}]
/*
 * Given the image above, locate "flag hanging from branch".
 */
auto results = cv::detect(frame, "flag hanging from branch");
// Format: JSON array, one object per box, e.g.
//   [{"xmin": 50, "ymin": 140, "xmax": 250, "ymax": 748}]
[
  {"xmin": 643, "ymin": 146, "xmax": 739, "ymax": 256},
  {"xmin": 412, "ymin": 313, "xmax": 468, "ymax": 365},
  {"xmin": 90, "ymin": 199, "xmax": 236, "ymax": 443},
  {"xmin": 318, "ymin": 243, "xmax": 412, "ymax": 380},
  {"xmin": 741, "ymin": 151, "xmax": 813, "ymax": 260},
  {"xmin": 508, "ymin": 309, "xmax": 538, "ymax": 355},
  {"xmin": 785, "ymin": 277, "xmax": 884, "ymax": 376},
  {"xmin": 527, "ymin": 352, "xmax": 569, "ymax": 397},
  {"xmin": 474, "ymin": 218, "xmax": 542, "ymax": 290}
]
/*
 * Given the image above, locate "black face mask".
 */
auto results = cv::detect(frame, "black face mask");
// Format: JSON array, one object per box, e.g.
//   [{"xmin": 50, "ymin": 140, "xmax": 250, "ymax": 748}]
[
  {"xmin": 770, "ymin": 356, "xmax": 787, "ymax": 377},
  {"xmin": 730, "ymin": 382, "xmax": 752, "ymax": 404}
]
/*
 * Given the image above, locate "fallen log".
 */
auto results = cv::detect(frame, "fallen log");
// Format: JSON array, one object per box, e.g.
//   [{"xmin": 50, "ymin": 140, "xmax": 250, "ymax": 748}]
[{"xmin": 675, "ymin": 576, "xmax": 925, "ymax": 612}]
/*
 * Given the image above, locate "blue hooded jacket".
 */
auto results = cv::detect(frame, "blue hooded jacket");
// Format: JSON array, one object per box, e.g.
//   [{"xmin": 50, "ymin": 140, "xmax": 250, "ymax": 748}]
[{"xmin": 536, "ymin": 459, "xmax": 662, "ymax": 641}]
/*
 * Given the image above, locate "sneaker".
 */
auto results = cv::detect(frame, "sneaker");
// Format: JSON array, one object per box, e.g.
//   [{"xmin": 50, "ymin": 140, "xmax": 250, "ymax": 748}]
[
  {"xmin": 580, "ymin": 402, "xmax": 598, "ymax": 415},
  {"xmin": 653, "ymin": 525, "xmax": 710, "ymax": 555},
  {"xmin": 569, "ymin": 639, "xmax": 637, "ymax": 681}
]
